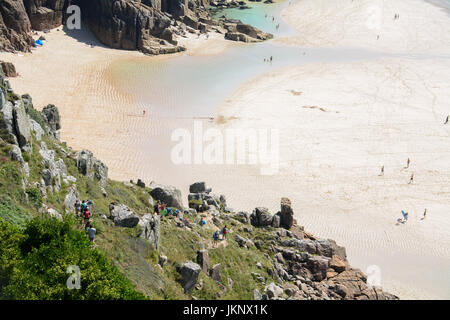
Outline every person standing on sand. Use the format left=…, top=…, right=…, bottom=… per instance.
left=423, top=209, right=427, bottom=219
left=406, top=158, right=411, bottom=169
left=409, top=173, right=414, bottom=184
left=445, top=115, right=449, bottom=124
left=379, top=165, right=384, bottom=176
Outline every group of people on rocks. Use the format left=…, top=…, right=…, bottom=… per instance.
left=153, top=200, right=181, bottom=218
left=212, top=225, right=229, bottom=247
left=75, top=199, right=96, bottom=244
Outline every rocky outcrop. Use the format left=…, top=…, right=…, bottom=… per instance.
left=250, top=207, right=273, bottom=227
left=75, top=149, right=108, bottom=186
left=110, top=204, right=140, bottom=227
left=0, top=61, right=18, bottom=77
left=188, top=182, right=227, bottom=213
left=223, top=20, right=273, bottom=43
left=179, top=261, right=201, bottom=294
left=23, top=0, right=72, bottom=31
left=149, top=183, right=183, bottom=209
left=0, top=0, right=34, bottom=52
left=12, top=100, right=32, bottom=150
left=138, top=213, right=160, bottom=249
left=196, top=249, right=209, bottom=274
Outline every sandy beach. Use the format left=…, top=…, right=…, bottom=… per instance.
left=212, top=0, right=450, bottom=299
left=1, top=0, right=450, bottom=299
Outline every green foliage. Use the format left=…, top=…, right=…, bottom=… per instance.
left=0, top=217, right=145, bottom=300
left=26, top=187, right=43, bottom=209
left=0, top=195, right=32, bottom=228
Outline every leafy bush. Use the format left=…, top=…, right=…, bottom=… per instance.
left=26, top=187, right=43, bottom=209
left=0, top=217, right=145, bottom=300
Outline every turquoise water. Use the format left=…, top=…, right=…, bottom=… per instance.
left=212, top=0, right=298, bottom=37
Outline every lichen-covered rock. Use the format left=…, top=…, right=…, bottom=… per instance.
left=75, top=149, right=108, bottom=186
left=138, top=214, right=160, bottom=249
left=179, top=261, right=201, bottom=294
left=110, top=204, right=140, bottom=228
left=150, top=183, right=183, bottom=209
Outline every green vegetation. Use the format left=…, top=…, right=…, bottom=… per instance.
left=0, top=216, right=145, bottom=300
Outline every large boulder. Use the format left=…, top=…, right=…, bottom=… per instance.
left=41, top=104, right=61, bottom=131
left=110, top=204, right=140, bottom=228
left=138, top=214, right=161, bottom=249
left=210, top=263, right=221, bottom=282
left=189, top=181, right=206, bottom=193
left=0, top=61, right=17, bottom=77
left=179, top=261, right=201, bottom=294
left=250, top=207, right=273, bottom=227
left=75, top=149, right=108, bottom=186
left=150, top=184, right=183, bottom=209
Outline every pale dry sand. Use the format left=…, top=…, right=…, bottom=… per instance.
left=212, top=0, right=450, bottom=299
left=278, top=0, right=450, bottom=54
left=0, top=25, right=231, bottom=180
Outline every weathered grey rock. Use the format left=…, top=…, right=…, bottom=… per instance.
left=254, top=289, right=263, bottom=300
left=29, top=118, right=44, bottom=141
left=75, top=149, right=108, bottom=186
left=12, top=100, right=31, bottom=149
left=150, top=184, right=183, bottom=209
left=47, top=208, right=62, bottom=221
left=138, top=214, right=161, bottom=249
left=235, top=234, right=248, bottom=247
left=41, top=104, right=60, bottom=132
left=179, top=261, right=201, bottom=294
left=0, top=101, right=17, bottom=144
left=189, top=181, right=206, bottom=193
left=306, top=256, right=330, bottom=282
left=64, top=187, right=79, bottom=213
left=250, top=207, right=273, bottom=227
left=272, top=213, right=281, bottom=228
left=210, top=263, right=221, bottom=282
left=196, top=249, right=209, bottom=274
left=110, top=204, right=140, bottom=228
left=280, top=197, right=294, bottom=229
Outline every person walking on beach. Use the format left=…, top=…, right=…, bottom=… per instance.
left=445, top=115, right=449, bottom=124
left=379, top=165, right=384, bottom=176
left=423, top=208, right=427, bottom=219
left=401, top=210, right=408, bottom=222
left=409, top=173, right=414, bottom=184
left=406, top=158, right=411, bottom=169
